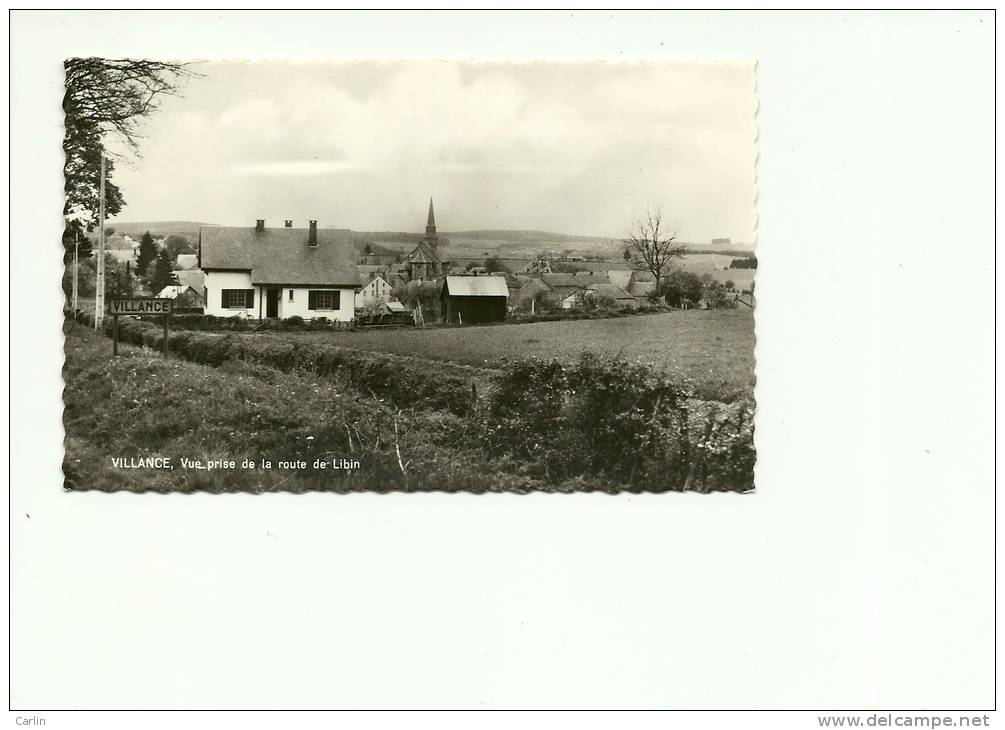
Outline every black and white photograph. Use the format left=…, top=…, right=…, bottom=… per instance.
left=9, top=9, right=995, bottom=722
left=61, top=59, right=757, bottom=493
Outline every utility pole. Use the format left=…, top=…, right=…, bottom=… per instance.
left=71, top=231, right=79, bottom=313
left=94, top=155, right=105, bottom=328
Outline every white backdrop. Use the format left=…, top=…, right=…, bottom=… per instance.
left=7, top=10, right=996, bottom=712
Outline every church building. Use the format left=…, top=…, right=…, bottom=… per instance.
left=402, top=198, right=444, bottom=282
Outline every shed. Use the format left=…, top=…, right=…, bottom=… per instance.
left=440, top=275, right=508, bottom=325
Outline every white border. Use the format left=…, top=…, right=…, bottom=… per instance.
left=8, top=9, right=997, bottom=714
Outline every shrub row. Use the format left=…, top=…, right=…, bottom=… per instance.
left=167, top=314, right=355, bottom=332
left=120, top=302, right=674, bottom=336
left=74, top=311, right=480, bottom=416
left=167, top=311, right=414, bottom=332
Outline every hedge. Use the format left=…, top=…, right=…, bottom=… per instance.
left=75, top=311, right=480, bottom=415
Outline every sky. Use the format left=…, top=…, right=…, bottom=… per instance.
left=107, top=61, right=757, bottom=242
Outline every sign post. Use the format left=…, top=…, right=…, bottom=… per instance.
left=108, top=298, right=174, bottom=357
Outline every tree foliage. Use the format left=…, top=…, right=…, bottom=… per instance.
left=135, top=231, right=158, bottom=275
left=484, top=256, right=510, bottom=273
left=659, top=271, right=704, bottom=308
left=625, top=206, right=688, bottom=293
left=62, top=57, right=196, bottom=259
left=163, top=234, right=196, bottom=260
left=147, top=248, right=178, bottom=295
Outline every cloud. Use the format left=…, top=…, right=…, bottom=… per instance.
left=111, top=62, right=756, bottom=240
left=230, top=160, right=360, bottom=176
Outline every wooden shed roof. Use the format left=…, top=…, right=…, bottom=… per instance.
left=442, top=275, right=509, bottom=297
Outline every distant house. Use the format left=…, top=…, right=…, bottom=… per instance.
left=557, top=283, right=634, bottom=310
left=157, top=284, right=204, bottom=311
left=625, top=271, right=656, bottom=299
left=586, top=283, right=636, bottom=308
left=521, top=258, right=554, bottom=274
left=440, top=275, right=508, bottom=325
left=492, top=272, right=523, bottom=301
left=355, top=275, right=394, bottom=309
left=173, top=269, right=205, bottom=299
left=199, top=220, right=358, bottom=321
left=174, top=253, right=199, bottom=270
left=606, top=269, right=633, bottom=290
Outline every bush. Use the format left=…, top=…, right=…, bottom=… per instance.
left=476, top=353, right=754, bottom=491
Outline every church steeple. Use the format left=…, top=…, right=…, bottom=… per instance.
left=425, top=198, right=436, bottom=236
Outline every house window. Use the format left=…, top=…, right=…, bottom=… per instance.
left=222, top=289, right=254, bottom=309
left=308, top=290, right=340, bottom=311
left=289, top=289, right=294, bottom=301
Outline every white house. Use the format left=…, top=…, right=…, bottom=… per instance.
left=355, top=275, right=393, bottom=309
left=199, top=220, right=359, bottom=321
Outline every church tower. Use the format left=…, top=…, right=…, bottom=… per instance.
left=403, top=196, right=444, bottom=281
left=423, top=198, right=438, bottom=248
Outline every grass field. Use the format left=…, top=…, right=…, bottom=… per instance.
left=62, top=321, right=755, bottom=492
left=255, top=309, right=755, bottom=401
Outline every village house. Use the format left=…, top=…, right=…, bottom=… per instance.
left=156, top=283, right=204, bottom=312
left=172, top=268, right=206, bottom=299
left=441, top=275, right=509, bottom=324
left=199, top=220, right=358, bottom=321
left=355, top=274, right=394, bottom=309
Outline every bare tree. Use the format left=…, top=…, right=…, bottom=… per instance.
left=626, top=206, right=688, bottom=294
left=62, top=58, right=199, bottom=259
left=63, top=58, right=199, bottom=155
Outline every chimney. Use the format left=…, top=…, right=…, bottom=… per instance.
left=308, top=220, right=318, bottom=247
left=284, top=220, right=292, bottom=228
left=255, top=219, right=265, bottom=233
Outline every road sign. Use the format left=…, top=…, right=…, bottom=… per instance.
left=108, top=298, right=173, bottom=356
left=109, top=298, right=174, bottom=316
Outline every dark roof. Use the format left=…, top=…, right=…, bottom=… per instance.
left=174, top=269, right=205, bottom=292
left=587, top=283, right=635, bottom=301
left=403, top=240, right=441, bottom=265
left=200, top=226, right=358, bottom=287
left=539, top=272, right=609, bottom=289
left=627, top=280, right=656, bottom=297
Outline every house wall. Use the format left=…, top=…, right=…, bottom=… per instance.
left=204, top=270, right=256, bottom=317
left=355, top=277, right=393, bottom=308
left=205, top=271, right=355, bottom=321
left=277, top=286, right=356, bottom=322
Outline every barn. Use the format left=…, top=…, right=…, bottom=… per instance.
left=440, top=276, right=508, bottom=325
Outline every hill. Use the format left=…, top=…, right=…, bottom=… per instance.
left=444, top=229, right=616, bottom=245
left=104, top=221, right=217, bottom=240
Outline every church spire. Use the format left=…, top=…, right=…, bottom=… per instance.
left=425, top=198, right=436, bottom=236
